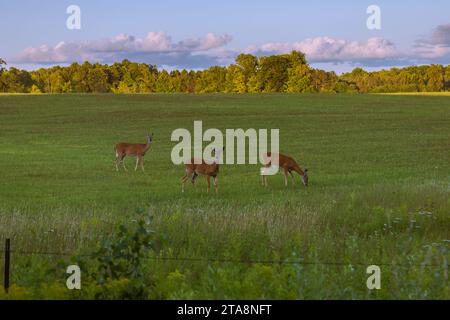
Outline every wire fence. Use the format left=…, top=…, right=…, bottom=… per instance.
left=2, top=238, right=447, bottom=294
left=0, top=247, right=444, bottom=268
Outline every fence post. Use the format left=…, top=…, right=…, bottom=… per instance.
left=4, top=238, right=10, bottom=293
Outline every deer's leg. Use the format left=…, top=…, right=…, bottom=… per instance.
left=261, top=175, right=269, bottom=187
left=288, top=170, right=295, bottom=186
left=181, top=174, right=188, bottom=193
left=115, top=156, right=120, bottom=171
left=121, top=155, right=128, bottom=171
left=191, top=172, right=198, bottom=190
left=262, top=163, right=271, bottom=187
left=283, top=168, right=289, bottom=187
left=134, top=157, right=140, bottom=171
left=213, top=176, right=218, bottom=194
left=140, top=157, right=145, bottom=172
left=115, top=152, right=123, bottom=171
left=181, top=168, right=193, bottom=193
left=206, top=176, right=211, bottom=193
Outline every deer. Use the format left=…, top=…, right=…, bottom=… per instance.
left=261, top=152, right=308, bottom=187
left=115, top=133, right=153, bottom=172
left=181, top=148, right=224, bottom=193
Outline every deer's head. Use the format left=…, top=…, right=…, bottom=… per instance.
left=301, top=169, right=309, bottom=187
left=147, top=133, right=154, bottom=144
left=211, top=147, right=225, bottom=163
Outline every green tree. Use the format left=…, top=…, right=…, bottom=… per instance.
left=286, top=64, right=313, bottom=92
left=235, top=53, right=258, bottom=91
left=225, top=64, right=246, bottom=93
left=87, top=65, right=110, bottom=93
left=257, top=55, right=291, bottom=92
left=30, top=84, right=42, bottom=94
left=0, top=58, right=7, bottom=91
left=445, top=65, right=450, bottom=91
left=1, top=67, right=33, bottom=93
left=195, top=66, right=227, bottom=93
left=154, top=70, right=173, bottom=92
left=425, top=65, right=445, bottom=92
left=0, top=58, right=6, bottom=73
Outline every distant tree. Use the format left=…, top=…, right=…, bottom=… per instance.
left=87, top=65, right=110, bottom=93
left=225, top=64, right=246, bottom=93
left=445, top=65, right=450, bottom=91
left=256, top=55, right=290, bottom=92
left=155, top=70, right=173, bottom=92
left=287, top=50, right=308, bottom=67
left=425, top=65, right=445, bottom=92
left=341, top=68, right=369, bottom=92
left=333, top=80, right=359, bottom=93
left=252, top=51, right=308, bottom=93
left=0, top=52, right=448, bottom=94
left=0, top=58, right=6, bottom=91
left=234, top=53, right=258, bottom=92
left=0, top=58, right=6, bottom=72
left=196, top=66, right=227, bottom=93
left=178, top=70, right=196, bottom=93
left=0, top=67, right=33, bottom=92
left=311, top=69, right=338, bottom=92
left=286, top=64, right=313, bottom=92
left=30, top=84, right=42, bottom=94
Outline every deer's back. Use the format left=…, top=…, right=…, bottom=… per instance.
left=265, top=152, right=299, bottom=170
left=116, top=143, right=147, bottom=155
left=185, top=158, right=219, bottom=176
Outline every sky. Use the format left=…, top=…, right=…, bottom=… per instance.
left=1, top=0, right=450, bottom=73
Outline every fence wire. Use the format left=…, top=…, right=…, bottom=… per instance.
left=0, top=248, right=444, bottom=268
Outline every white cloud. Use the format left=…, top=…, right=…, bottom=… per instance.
left=11, top=26, right=450, bottom=70
left=14, top=32, right=232, bottom=67
left=245, top=37, right=400, bottom=64
left=420, top=23, right=450, bottom=47
left=414, top=24, right=450, bottom=61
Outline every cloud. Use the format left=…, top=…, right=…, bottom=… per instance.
left=11, top=26, right=450, bottom=70
left=244, top=37, right=401, bottom=66
left=414, top=23, right=450, bottom=61
left=419, top=23, right=450, bottom=47
left=13, top=32, right=232, bottom=68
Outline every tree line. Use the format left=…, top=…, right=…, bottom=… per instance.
left=0, top=52, right=449, bottom=93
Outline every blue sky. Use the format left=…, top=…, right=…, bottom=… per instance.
left=1, top=0, right=450, bottom=73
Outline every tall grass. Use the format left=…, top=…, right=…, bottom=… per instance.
left=0, top=94, right=449, bottom=299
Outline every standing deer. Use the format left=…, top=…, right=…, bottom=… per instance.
left=115, top=133, right=153, bottom=172
left=261, top=152, right=308, bottom=187
left=181, top=148, right=223, bottom=193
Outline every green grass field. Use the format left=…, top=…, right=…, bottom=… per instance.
left=0, top=93, right=449, bottom=299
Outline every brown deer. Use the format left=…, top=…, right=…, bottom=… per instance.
left=181, top=148, right=223, bottom=193
left=261, top=152, right=308, bottom=187
left=115, top=133, right=153, bottom=172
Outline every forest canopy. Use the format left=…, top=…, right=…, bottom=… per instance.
left=0, top=52, right=449, bottom=93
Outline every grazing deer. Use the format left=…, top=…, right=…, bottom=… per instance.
left=181, top=148, right=223, bottom=193
left=115, top=133, right=153, bottom=172
left=261, top=152, right=308, bottom=187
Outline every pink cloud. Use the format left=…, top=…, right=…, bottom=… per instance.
left=245, top=37, right=399, bottom=63
left=14, top=32, right=232, bottom=64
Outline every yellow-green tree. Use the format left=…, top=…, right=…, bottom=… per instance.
left=286, top=64, right=313, bottom=92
